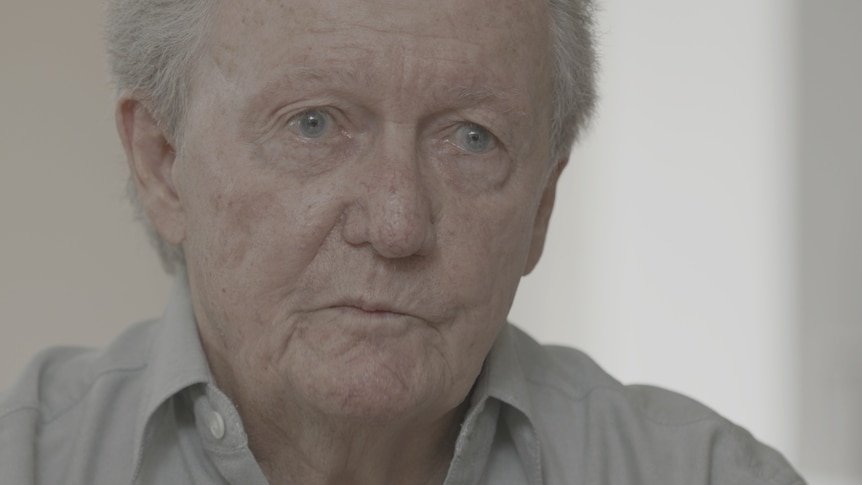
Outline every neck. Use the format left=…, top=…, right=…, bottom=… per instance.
left=243, top=398, right=465, bottom=485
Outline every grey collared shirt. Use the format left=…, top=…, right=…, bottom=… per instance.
left=0, top=274, right=805, bottom=484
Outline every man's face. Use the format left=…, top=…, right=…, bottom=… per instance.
left=170, top=0, right=558, bottom=419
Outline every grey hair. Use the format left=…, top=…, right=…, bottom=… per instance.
left=105, top=0, right=598, bottom=274
left=548, top=0, right=598, bottom=162
left=106, top=0, right=215, bottom=274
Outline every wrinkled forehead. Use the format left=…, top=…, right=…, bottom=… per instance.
left=199, top=0, right=553, bottom=97
left=208, top=0, right=550, bottom=47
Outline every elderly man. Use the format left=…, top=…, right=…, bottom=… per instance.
left=0, top=0, right=804, bottom=483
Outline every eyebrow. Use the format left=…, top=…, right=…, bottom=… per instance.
left=252, top=66, right=367, bottom=104
left=245, top=65, right=525, bottom=123
left=449, top=86, right=504, bottom=106
left=447, top=84, right=528, bottom=123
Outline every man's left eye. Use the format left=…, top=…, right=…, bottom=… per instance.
left=290, top=109, right=332, bottom=139
left=451, top=123, right=497, bottom=154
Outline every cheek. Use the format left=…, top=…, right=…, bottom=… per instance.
left=187, top=181, right=282, bottom=277
left=439, top=192, right=539, bottom=341
left=186, top=160, right=335, bottom=268
left=447, top=194, right=537, bottom=289
left=181, top=162, right=345, bottom=330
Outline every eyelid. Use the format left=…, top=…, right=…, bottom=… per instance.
left=287, top=108, right=331, bottom=128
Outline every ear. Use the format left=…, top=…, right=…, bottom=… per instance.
left=116, top=96, right=186, bottom=246
left=523, top=156, right=568, bottom=275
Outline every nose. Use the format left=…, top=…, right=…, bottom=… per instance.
left=341, top=132, right=436, bottom=259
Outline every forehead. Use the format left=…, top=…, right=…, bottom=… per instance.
left=208, top=0, right=549, bottom=57
left=198, top=0, right=552, bottom=114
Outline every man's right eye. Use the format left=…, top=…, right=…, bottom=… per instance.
left=290, top=109, right=331, bottom=139
left=450, top=123, right=497, bottom=154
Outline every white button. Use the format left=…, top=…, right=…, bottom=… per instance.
left=208, top=411, right=226, bottom=440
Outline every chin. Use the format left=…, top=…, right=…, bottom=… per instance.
left=269, top=315, right=466, bottom=422
left=291, top=348, right=459, bottom=423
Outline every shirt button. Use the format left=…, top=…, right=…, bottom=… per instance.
left=208, top=411, right=226, bottom=440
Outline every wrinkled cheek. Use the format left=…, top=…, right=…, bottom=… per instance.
left=242, top=310, right=300, bottom=372
left=457, top=203, right=534, bottom=299
left=191, top=187, right=344, bottom=351
left=203, top=187, right=275, bottom=270
left=442, top=201, right=535, bottom=354
left=183, top=191, right=276, bottom=338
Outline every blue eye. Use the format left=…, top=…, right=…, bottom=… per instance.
left=453, top=123, right=496, bottom=153
left=294, top=109, right=330, bottom=139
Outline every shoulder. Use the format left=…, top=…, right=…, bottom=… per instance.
left=0, top=319, right=158, bottom=419
left=504, top=325, right=805, bottom=485
left=0, top=319, right=161, bottom=483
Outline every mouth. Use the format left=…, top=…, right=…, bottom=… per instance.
left=334, top=299, right=409, bottom=318
left=323, top=301, right=418, bottom=338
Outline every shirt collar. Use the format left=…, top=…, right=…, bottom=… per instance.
left=479, top=323, right=537, bottom=419
left=464, top=323, right=544, bottom=484
left=131, top=269, right=213, bottom=481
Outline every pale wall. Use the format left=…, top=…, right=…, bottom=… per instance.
left=0, top=1, right=173, bottom=388
left=511, top=0, right=799, bottom=466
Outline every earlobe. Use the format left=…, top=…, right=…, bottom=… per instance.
left=523, top=157, right=568, bottom=275
left=116, top=96, right=186, bottom=246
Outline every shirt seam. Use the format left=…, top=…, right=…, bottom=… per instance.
left=25, top=363, right=149, bottom=425
left=524, top=376, right=728, bottom=428
left=0, top=405, right=40, bottom=422
left=716, top=448, right=805, bottom=485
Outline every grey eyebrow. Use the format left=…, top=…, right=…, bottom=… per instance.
left=447, top=86, right=527, bottom=119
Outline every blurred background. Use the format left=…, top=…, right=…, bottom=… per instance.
left=1, top=1, right=859, bottom=483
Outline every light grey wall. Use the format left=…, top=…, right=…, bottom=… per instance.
left=0, top=1, right=172, bottom=389
left=512, top=0, right=800, bottom=463
left=797, top=0, right=862, bottom=482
